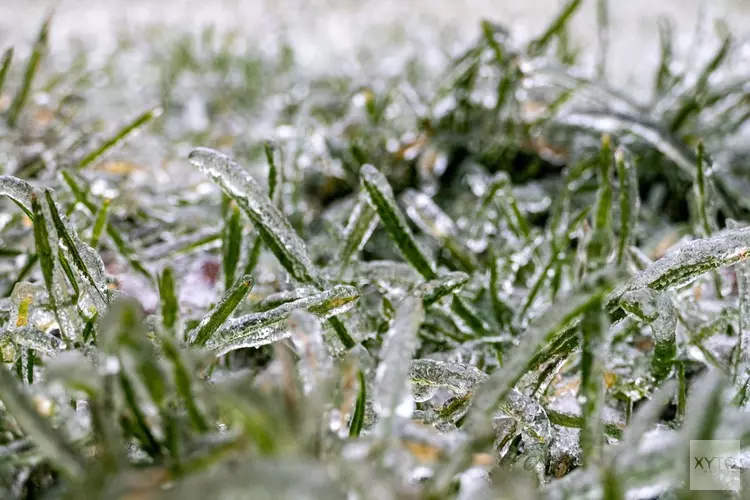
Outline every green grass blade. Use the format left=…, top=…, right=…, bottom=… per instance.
left=60, top=170, right=153, bottom=281
left=607, top=227, right=750, bottom=309
left=373, top=297, right=424, bottom=438
left=264, top=140, right=280, bottom=202
left=189, top=147, right=320, bottom=285
left=468, top=272, right=616, bottom=425
left=204, top=285, right=359, bottom=355
left=160, top=336, right=209, bottom=432
left=579, top=297, right=609, bottom=466
left=586, top=135, right=614, bottom=270
left=89, top=198, right=111, bottom=249
left=0, top=47, right=12, bottom=96
left=6, top=14, right=50, bottom=128
left=0, top=363, right=86, bottom=478
left=77, top=107, right=162, bottom=169
left=44, top=189, right=108, bottom=308
left=190, top=275, right=254, bottom=347
left=615, top=148, right=639, bottom=266
left=360, top=165, right=436, bottom=279
left=348, top=370, right=366, bottom=437
left=545, top=408, right=623, bottom=439
left=416, top=271, right=469, bottom=307
left=528, top=0, right=583, bottom=56
left=337, top=195, right=378, bottom=276
left=158, top=266, right=179, bottom=332
left=222, top=203, right=242, bottom=290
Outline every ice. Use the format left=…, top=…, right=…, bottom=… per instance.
left=409, top=359, right=487, bottom=400
left=373, top=297, right=424, bottom=438
left=288, top=310, right=332, bottom=394
left=206, top=285, right=360, bottom=356
left=189, top=147, right=321, bottom=286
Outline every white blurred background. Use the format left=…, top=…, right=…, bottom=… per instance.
left=2, top=0, right=749, bottom=91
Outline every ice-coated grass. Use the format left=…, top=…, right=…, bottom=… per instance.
left=3, top=4, right=750, bottom=500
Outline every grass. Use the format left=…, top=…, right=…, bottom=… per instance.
left=2, top=1, right=750, bottom=498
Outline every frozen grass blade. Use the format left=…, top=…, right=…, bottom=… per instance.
left=585, top=136, right=614, bottom=270
left=158, top=266, right=179, bottom=332
left=579, top=297, right=608, bottom=466
left=693, top=142, right=713, bottom=237
left=409, top=359, right=486, bottom=396
left=0, top=47, right=12, bottom=96
left=189, top=147, right=320, bottom=285
left=60, top=170, right=152, bottom=281
left=89, top=198, right=111, bottom=249
left=337, top=195, right=378, bottom=275
left=545, top=408, right=623, bottom=439
left=44, top=189, right=108, bottom=309
left=615, top=148, right=639, bottom=266
left=0, top=363, right=86, bottom=478
left=607, top=227, right=750, bottom=309
left=416, top=271, right=469, bottom=307
left=190, top=275, right=254, bottom=347
left=348, top=370, right=367, bottom=437
left=77, top=107, right=163, bottom=170
left=203, top=284, right=359, bottom=355
left=373, top=297, right=424, bottom=438
left=160, top=335, right=208, bottom=432
left=264, top=140, right=280, bottom=203
left=621, top=290, right=677, bottom=382
left=528, top=0, right=582, bottom=56
left=0, top=175, right=35, bottom=218
left=402, top=189, right=476, bottom=272
left=222, top=203, right=242, bottom=290
left=6, top=14, right=49, bottom=128
left=360, top=165, right=437, bottom=279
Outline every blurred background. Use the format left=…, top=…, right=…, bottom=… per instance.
left=3, top=0, right=750, bottom=91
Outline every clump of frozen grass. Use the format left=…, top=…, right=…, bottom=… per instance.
left=3, top=2, right=750, bottom=498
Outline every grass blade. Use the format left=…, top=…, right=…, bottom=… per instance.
left=607, top=227, right=750, bottom=309
left=77, top=107, right=162, bottom=169
left=337, top=195, right=378, bottom=276
left=60, top=170, right=153, bottom=281
left=204, top=285, right=359, bottom=355
left=528, top=0, right=582, bottom=56
left=189, top=147, right=320, bottom=285
left=579, top=297, right=609, bottom=466
left=615, top=148, right=639, bottom=266
left=373, top=297, right=424, bottom=438
left=89, top=198, right=111, bottom=249
left=222, top=203, right=242, bottom=290
left=44, top=189, right=108, bottom=309
left=360, top=165, right=436, bottom=279
left=7, top=14, right=50, bottom=128
left=190, top=275, right=254, bottom=347
left=158, top=266, right=179, bottom=333
left=348, top=370, right=366, bottom=437
left=0, top=363, right=86, bottom=478
left=0, top=47, right=12, bottom=96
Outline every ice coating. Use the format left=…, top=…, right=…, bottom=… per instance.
left=608, top=227, right=750, bottom=306
left=206, top=284, right=360, bottom=355
left=289, top=310, right=332, bottom=394
left=360, top=164, right=437, bottom=280
left=409, top=359, right=487, bottom=398
left=373, top=297, right=424, bottom=437
left=189, top=147, right=321, bottom=285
